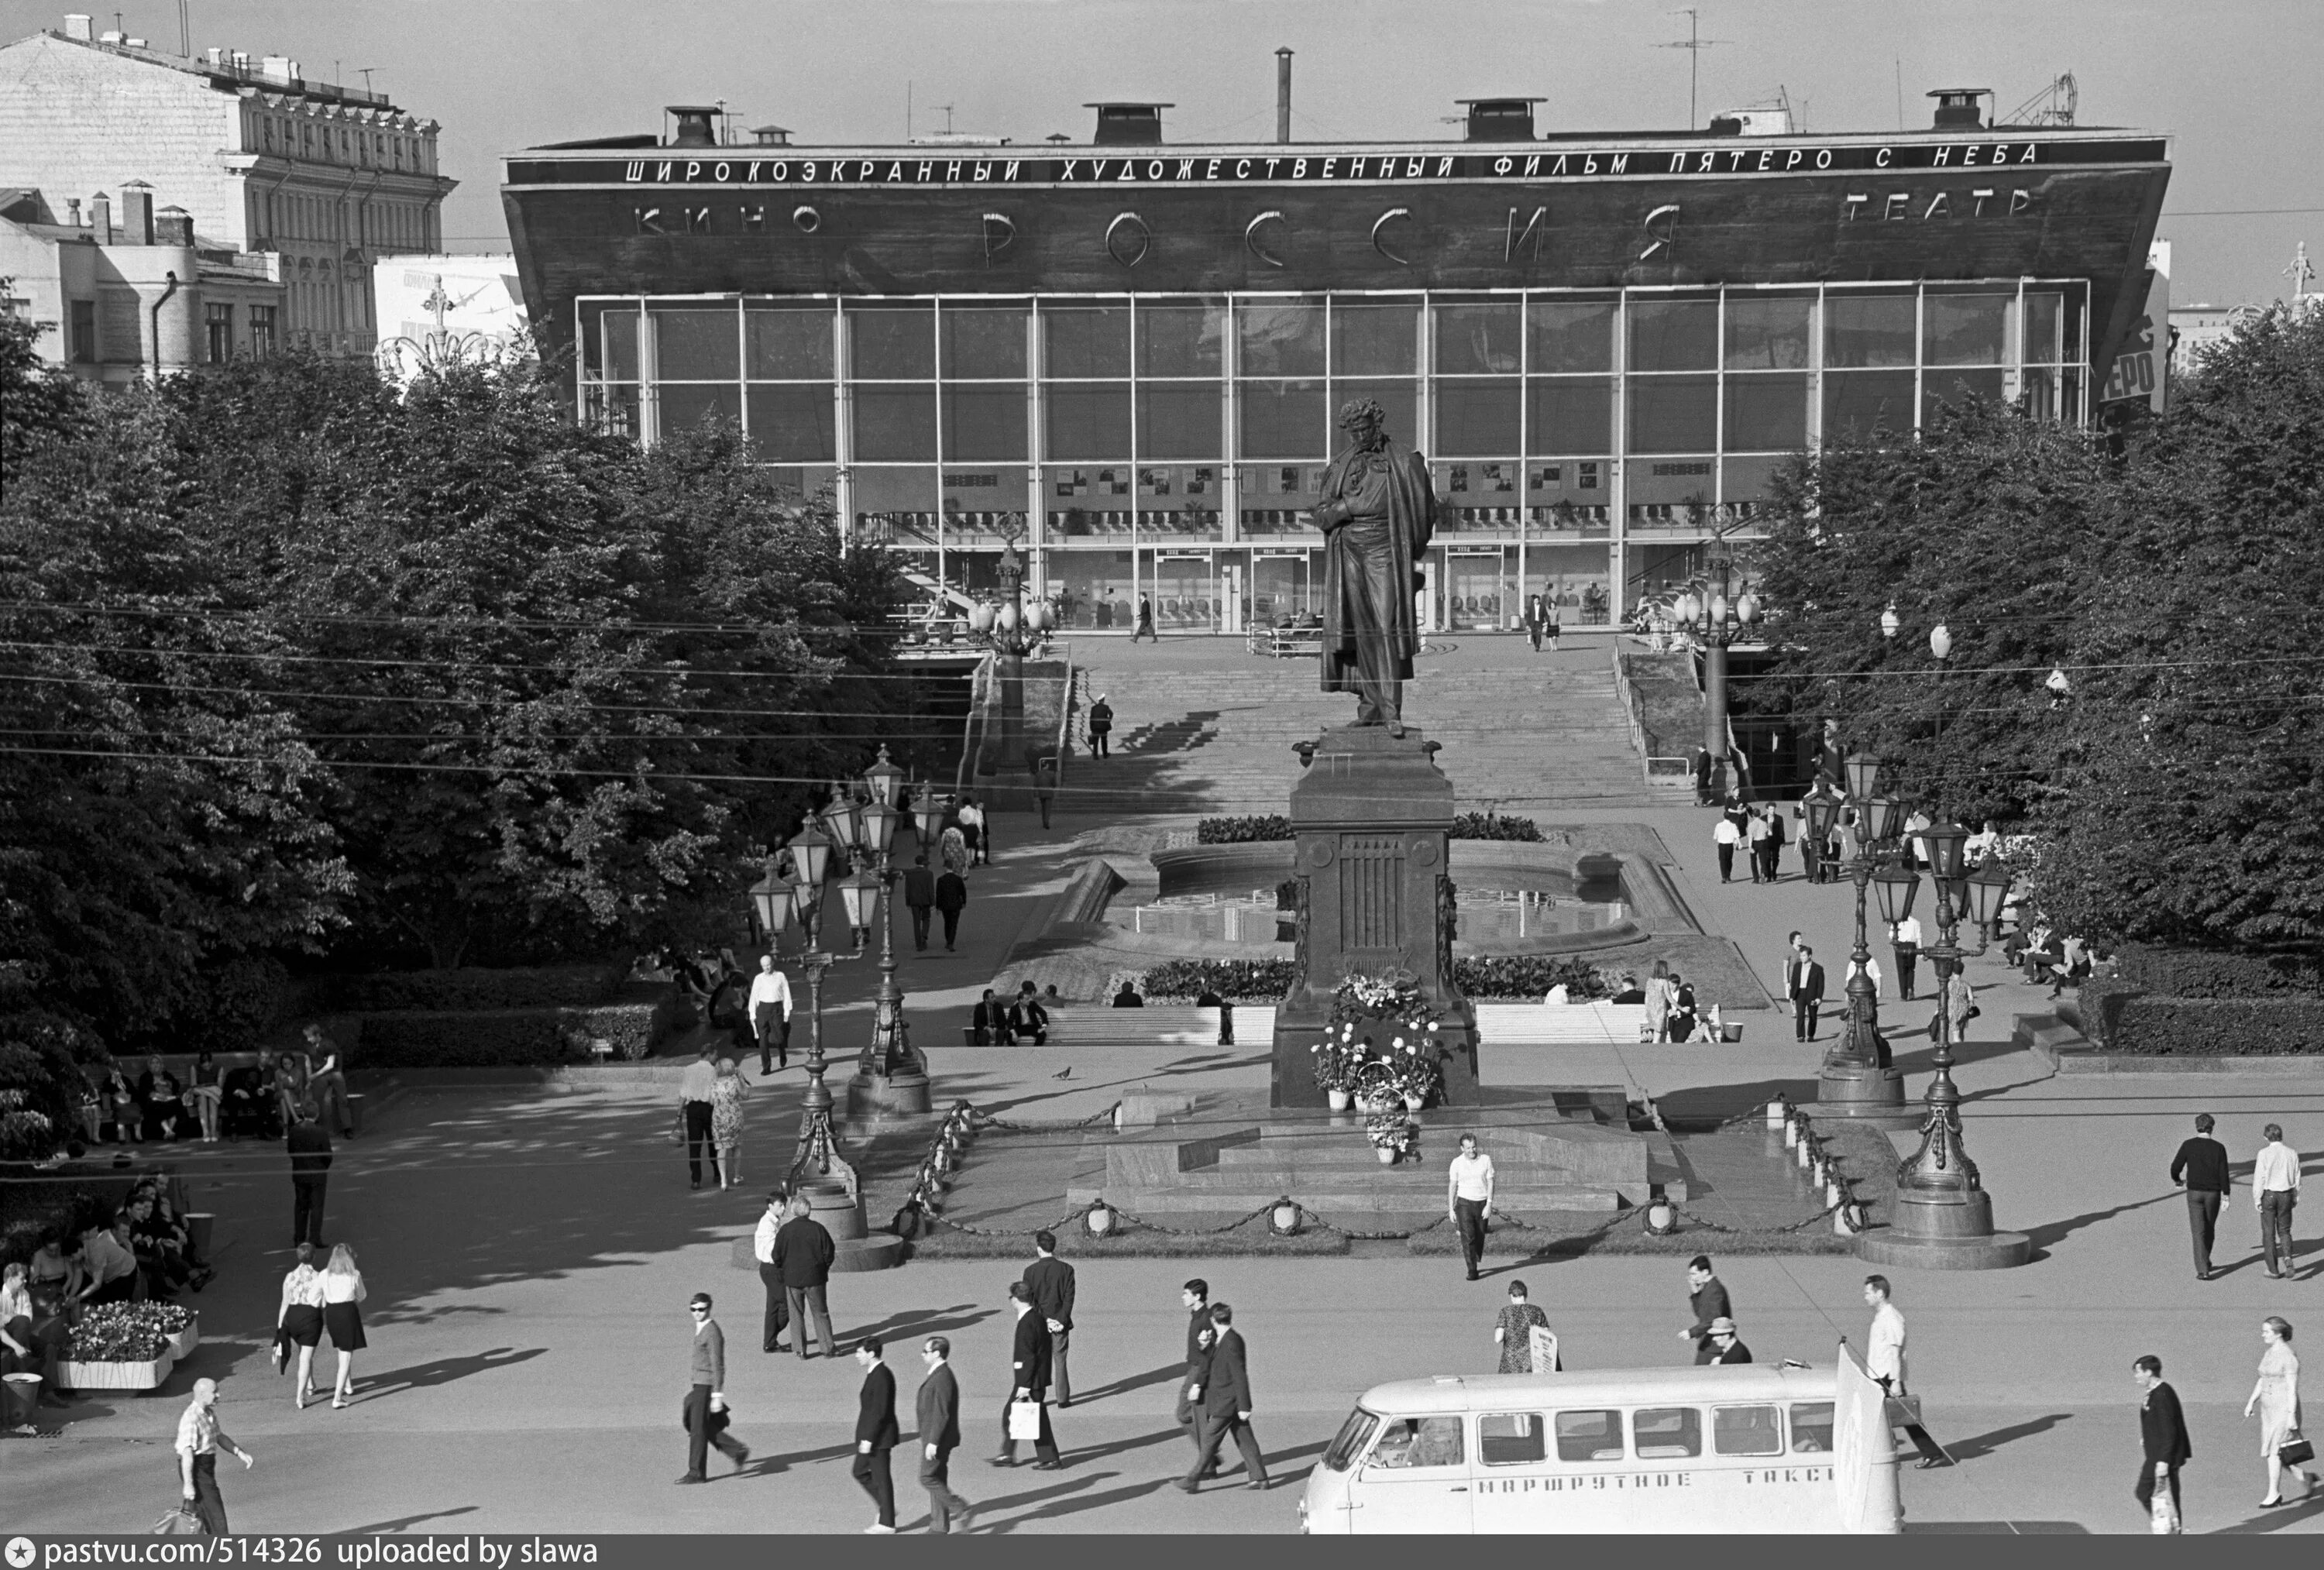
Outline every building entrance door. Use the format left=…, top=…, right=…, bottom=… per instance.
left=1251, top=551, right=1317, bottom=627
left=1445, top=550, right=1508, bottom=631
left=1147, top=551, right=1217, bottom=633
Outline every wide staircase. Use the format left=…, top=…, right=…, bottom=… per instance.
left=1072, top=643, right=1655, bottom=815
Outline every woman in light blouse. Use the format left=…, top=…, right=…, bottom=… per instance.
left=2247, top=1317, right=2314, bottom=1507
left=277, top=1243, right=326, bottom=1408
left=321, top=1243, right=369, bottom=1409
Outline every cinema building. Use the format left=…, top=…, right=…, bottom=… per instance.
left=500, top=88, right=2168, bottom=633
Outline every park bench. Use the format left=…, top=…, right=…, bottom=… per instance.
left=956, top=1003, right=1672, bottom=1048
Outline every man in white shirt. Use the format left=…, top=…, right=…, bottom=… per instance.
left=1844, top=953, right=1885, bottom=1000
left=677, top=1044, right=721, bottom=1193
left=1446, top=1132, right=1496, bottom=1282
left=175, top=1376, right=255, bottom=1534
left=1889, top=915, right=1923, bottom=1001
left=746, top=955, right=793, bottom=1077
left=2254, top=1122, right=2302, bottom=1279
left=1865, top=1275, right=1948, bottom=1467
left=1712, top=815, right=1741, bottom=883
left=753, top=1190, right=791, bottom=1353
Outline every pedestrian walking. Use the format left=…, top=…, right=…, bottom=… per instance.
left=1134, top=593, right=1157, bottom=642
left=1713, top=812, right=1740, bottom=883
left=1088, top=693, right=1113, bottom=758
left=935, top=864, right=968, bottom=952
left=751, top=1189, right=792, bottom=1353
left=1544, top=594, right=1561, bottom=651
left=1023, top=1231, right=1077, bottom=1407
left=285, top=1103, right=331, bottom=1249
left=2247, top=1316, right=2315, bottom=1506
left=1178, top=1302, right=1268, bottom=1492
left=273, top=1244, right=325, bottom=1407
left=1788, top=945, right=1825, bottom=1043
left=903, top=854, right=937, bottom=951
left=172, top=1378, right=255, bottom=1535
left=1176, top=1279, right=1212, bottom=1464
left=772, top=1195, right=838, bottom=1359
left=746, top=954, right=792, bottom=1074
left=1746, top=807, right=1771, bottom=883
left=676, top=1043, right=721, bottom=1193
left=1844, top=952, right=1884, bottom=1001
left=1707, top=1317, right=1753, bottom=1365
left=709, top=1057, right=749, bottom=1190
left=2170, top=1113, right=2230, bottom=1280
left=2254, top=1123, right=2302, bottom=1278
left=959, top=795, right=990, bottom=867
left=1760, top=805, right=1786, bottom=881
left=320, top=1243, right=367, bottom=1409
left=1446, top=1131, right=1495, bottom=1281
left=678, top=1292, right=749, bottom=1483
left=1525, top=593, right=1546, bottom=653
left=916, top=1336, right=975, bottom=1533
left=1493, top=1279, right=1556, bottom=1372
left=2133, top=1354, right=2191, bottom=1533
left=853, top=1338, right=902, bottom=1533
left=1677, top=1256, right=1731, bottom=1365
left=1864, top=1275, right=1948, bottom=1466
left=993, top=1280, right=1061, bottom=1469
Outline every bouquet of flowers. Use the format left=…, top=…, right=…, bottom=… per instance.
left=1365, top=1111, right=1417, bottom=1156
left=1384, top=1041, right=1444, bottom=1105
left=1309, top=1033, right=1365, bottom=1094
left=68, top=1301, right=187, bottom=1362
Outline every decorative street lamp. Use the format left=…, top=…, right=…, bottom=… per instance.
left=1857, top=814, right=2031, bottom=1269
left=968, top=531, right=1047, bottom=777
left=1675, top=544, right=1761, bottom=800
left=1811, top=756, right=1917, bottom=1125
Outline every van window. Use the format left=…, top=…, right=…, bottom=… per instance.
left=1480, top=1412, right=1547, bottom=1465
left=1634, top=1407, right=1703, bottom=1458
left=1370, top=1415, right=1465, bottom=1469
left=1713, top=1405, right=1783, bottom=1456
left=1324, top=1407, right=1380, bottom=1472
left=1789, top=1402, right=1835, bottom=1455
left=1554, top=1409, right=1625, bottom=1462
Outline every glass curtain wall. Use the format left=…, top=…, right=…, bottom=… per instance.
left=577, top=283, right=2087, bottom=627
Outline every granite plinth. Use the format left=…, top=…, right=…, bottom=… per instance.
left=1813, top=1060, right=1920, bottom=1129
left=1855, top=1188, right=2033, bottom=1269
left=846, top=1070, right=932, bottom=1119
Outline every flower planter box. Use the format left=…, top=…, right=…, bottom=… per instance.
left=62, top=1352, right=176, bottom=1392
left=165, top=1320, right=199, bottom=1362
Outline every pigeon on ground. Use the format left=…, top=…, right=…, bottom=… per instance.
left=1050, top=1067, right=1071, bottom=1080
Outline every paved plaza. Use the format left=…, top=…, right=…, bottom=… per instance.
left=10, top=637, right=2321, bottom=1536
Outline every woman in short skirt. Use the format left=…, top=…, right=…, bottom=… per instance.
left=276, top=1242, right=326, bottom=1408
left=321, top=1242, right=368, bottom=1409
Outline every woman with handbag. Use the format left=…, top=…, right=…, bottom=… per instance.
left=277, top=1244, right=326, bottom=1408
left=321, top=1243, right=369, bottom=1409
left=1491, top=1279, right=1557, bottom=1373
left=2247, top=1316, right=2315, bottom=1506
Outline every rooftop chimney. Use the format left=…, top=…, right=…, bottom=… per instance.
left=751, top=125, right=792, bottom=146
left=65, top=196, right=82, bottom=226
left=205, top=46, right=222, bottom=66
left=1276, top=48, right=1293, bottom=144
left=1087, top=103, right=1170, bottom=146
left=155, top=205, right=193, bottom=246
left=90, top=190, right=112, bottom=243
left=1459, top=98, right=1542, bottom=143
left=1927, top=88, right=1989, bottom=131
left=64, top=13, right=92, bottom=40
left=260, top=54, right=297, bottom=85
left=119, top=180, right=153, bottom=243
left=666, top=105, right=721, bottom=148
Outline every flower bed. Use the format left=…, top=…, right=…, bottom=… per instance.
left=69, top=1301, right=191, bottom=1363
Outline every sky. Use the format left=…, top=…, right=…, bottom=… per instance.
left=6, top=0, right=2319, bottom=306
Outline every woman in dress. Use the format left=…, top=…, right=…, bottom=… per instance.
left=187, top=1052, right=224, bottom=1142
left=1644, top=960, right=1673, bottom=1044
left=321, top=1243, right=368, bottom=1409
left=98, top=1067, right=142, bottom=1142
left=277, top=1242, right=326, bottom=1408
left=709, top=1056, right=749, bottom=1191
left=939, top=823, right=970, bottom=878
left=271, top=1052, right=311, bottom=1132
left=2247, top=1316, right=2315, bottom=1506
left=1493, top=1280, right=1558, bottom=1373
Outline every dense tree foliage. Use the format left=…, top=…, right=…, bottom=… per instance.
left=1741, top=304, right=2324, bottom=956
left=2, top=315, right=927, bottom=1115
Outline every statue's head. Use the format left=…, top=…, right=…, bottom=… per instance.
left=1336, top=397, right=1387, bottom=445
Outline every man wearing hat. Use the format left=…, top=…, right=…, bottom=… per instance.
left=679, top=1292, right=750, bottom=1482
left=173, top=1377, right=255, bottom=1534
left=1706, top=1317, right=1753, bottom=1365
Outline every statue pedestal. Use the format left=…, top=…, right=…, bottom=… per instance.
left=1270, top=726, right=1478, bottom=1109
left=1855, top=1187, right=2031, bottom=1270
left=1813, top=1059, right=1919, bottom=1128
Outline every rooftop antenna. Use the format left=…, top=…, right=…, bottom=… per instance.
left=1894, top=59, right=1904, bottom=131
left=1656, top=8, right=1728, bottom=128
left=2003, top=72, right=2078, bottom=126
left=937, top=103, right=956, bottom=135
left=356, top=66, right=377, bottom=95
left=906, top=80, right=911, bottom=141
left=177, top=0, right=187, bottom=56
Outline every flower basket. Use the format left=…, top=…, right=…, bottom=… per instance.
left=61, top=1353, right=175, bottom=1392
left=1375, top=1145, right=1398, bottom=1165
left=1365, top=1110, right=1417, bottom=1163
left=1326, top=1088, right=1353, bottom=1111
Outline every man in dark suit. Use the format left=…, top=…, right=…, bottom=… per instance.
left=1706, top=1316, right=1753, bottom=1365
left=971, top=989, right=1007, bottom=1046
left=935, top=866, right=968, bottom=952
left=2133, top=1353, right=2190, bottom=1531
left=916, top=1335, right=974, bottom=1534
left=1176, top=1279, right=1213, bottom=1466
left=992, top=1280, right=1061, bottom=1469
left=1178, top=1302, right=1268, bottom=1492
left=2168, top=1113, right=2230, bottom=1280
left=903, top=853, right=937, bottom=952
left=1788, top=945, right=1826, bottom=1042
left=286, top=1104, right=332, bottom=1249
left=1676, top=1256, right=1731, bottom=1366
left=772, top=1197, right=837, bottom=1359
left=1022, top=1231, right=1076, bottom=1407
left=1011, top=982, right=1050, bottom=1046
left=852, top=1338, right=902, bottom=1533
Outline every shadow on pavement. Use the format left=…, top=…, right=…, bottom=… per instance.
left=841, top=1302, right=1005, bottom=1345
left=1944, top=1413, right=2072, bottom=1462
left=1073, top=1361, right=1188, bottom=1405
left=338, top=1506, right=481, bottom=1534
left=2212, top=1492, right=2324, bottom=1534
left=972, top=1469, right=1113, bottom=1529
left=2023, top=1192, right=2178, bottom=1256
left=359, top=1346, right=548, bottom=1397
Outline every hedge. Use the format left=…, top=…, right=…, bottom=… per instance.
left=1136, top=955, right=1611, bottom=1003
left=1195, top=812, right=1543, bottom=844
left=356, top=993, right=672, bottom=1068
left=2113, top=945, right=2321, bottom=998
left=2101, top=995, right=2324, bottom=1056
left=318, top=961, right=631, bottom=1015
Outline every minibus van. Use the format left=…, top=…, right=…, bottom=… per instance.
left=1298, top=1358, right=1901, bottom=1534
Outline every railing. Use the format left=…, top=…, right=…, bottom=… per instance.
left=1611, top=644, right=1693, bottom=788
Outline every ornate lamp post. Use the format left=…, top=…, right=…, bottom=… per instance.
left=1813, top=754, right=1920, bottom=1125
left=1673, top=546, right=1760, bottom=800
left=1857, top=817, right=2031, bottom=1269
left=971, top=535, right=1049, bottom=775
left=845, top=747, right=930, bottom=1118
